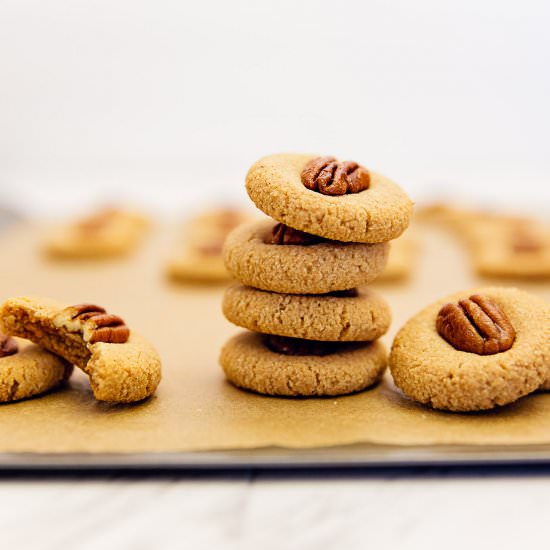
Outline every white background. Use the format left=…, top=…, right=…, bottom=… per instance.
left=1, top=0, right=549, bottom=218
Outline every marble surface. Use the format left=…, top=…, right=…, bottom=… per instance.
left=1, top=467, right=548, bottom=549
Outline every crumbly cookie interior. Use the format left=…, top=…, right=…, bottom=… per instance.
left=2, top=306, right=90, bottom=369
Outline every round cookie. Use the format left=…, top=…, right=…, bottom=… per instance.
left=223, top=284, right=391, bottom=341
left=223, top=219, right=389, bottom=294
left=389, top=287, right=550, bottom=412
left=245, top=153, right=413, bottom=243
left=0, top=341, right=73, bottom=402
left=220, top=331, right=387, bottom=396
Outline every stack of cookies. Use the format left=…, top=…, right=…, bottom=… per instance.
left=220, top=154, right=413, bottom=397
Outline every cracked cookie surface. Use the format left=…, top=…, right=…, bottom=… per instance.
left=246, top=153, right=413, bottom=243
left=223, top=219, right=389, bottom=294
left=389, top=287, right=550, bottom=412
left=0, top=297, right=161, bottom=403
left=223, top=284, right=391, bottom=341
left=220, top=331, right=387, bottom=396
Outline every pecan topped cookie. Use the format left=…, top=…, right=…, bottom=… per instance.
left=44, top=208, right=149, bottom=259
left=246, top=153, right=413, bottom=243
left=0, top=297, right=161, bottom=403
left=389, top=287, right=550, bottom=411
left=220, top=153, right=409, bottom=397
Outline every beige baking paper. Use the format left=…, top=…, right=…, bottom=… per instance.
left=0, top=222, right=549, bottom=454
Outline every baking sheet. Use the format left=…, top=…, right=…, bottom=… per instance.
left=0, top=221, right=549, bottom=467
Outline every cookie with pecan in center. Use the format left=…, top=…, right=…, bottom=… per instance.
left=389, top=287, right=550, bottom=412
left=245, top=153, right=413, bottom=243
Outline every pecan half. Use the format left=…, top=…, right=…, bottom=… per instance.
left=436, top=294, right=516, bottom=355
left=68, top=303, right=130, bottom=344
left=301, top=156, right=370, bottom=195
left=265, top=335, right=345, bottom=356
left=0, top=332, right=18, bottom=358
left=268, top=223, right=324, bottom=246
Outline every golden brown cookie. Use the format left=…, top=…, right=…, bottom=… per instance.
left=45, top=208, right=149, bottom=259
left=222, top=284, right=391, bottom=341
left=417, top=205, right=550, bottom=279
left=220, top=331, right=387, bottom=396
left=245, top=153, right=413, bottom=243
left=465, top=216, right=550, bottom=279
left=0, top=297, right=161, bottom=403
left=414, top=202, right=472, bottom=227
left=223, top=219, right=390, bottom=294
left=167, top=208, right=255, bottom=284
left=389, top=287, right=550, bottom=412
left=0, top=336, right=72, bottom=403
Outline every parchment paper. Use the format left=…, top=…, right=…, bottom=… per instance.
left=0, top=222, right=549, bottom=454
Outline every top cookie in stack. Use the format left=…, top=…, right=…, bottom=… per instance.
left=220, top=153, right=413, bottom=397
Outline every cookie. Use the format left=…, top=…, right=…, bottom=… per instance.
left=167, top=208, right=254, bottom=283
left=223, top=219, right=389, bottom=294
left=417, top=205, right=550, bottom=279
left=465, top=216, right=550, bottom=279
left=0, top=297, right=161, bottom=403
left=375, top=235, right=419, bottom=283
left=186, top=208, right=253, bottom=234
left=389, top=287, right=550, bottom=412
left=245, top=153, right=413, bottom=243
left=222, top=284, right=391, bottom=341
left=414, top=202, right=472, bottom=228
left=45, top=208, right=149, bottom=259
left=0, top=335, right=72, bottom=402
left=220, top=331, right=387, bottom=396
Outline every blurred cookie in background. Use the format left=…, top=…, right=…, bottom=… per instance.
left=417, top=202, right=550, bottom=279
left=44, top=207, right=149, bottom=259
left=465, top=215, right=550, bottom=279
left=414, top=202, right=473, bottom=229
left=374, top=233, right=419, bottom=283
left=167, top=207, right=254, bottom=284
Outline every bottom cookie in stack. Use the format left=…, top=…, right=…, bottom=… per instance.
left=220, top=284, right=391, bottom=396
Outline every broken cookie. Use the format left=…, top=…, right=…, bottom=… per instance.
left=0, top=297, right=161, bottom=403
